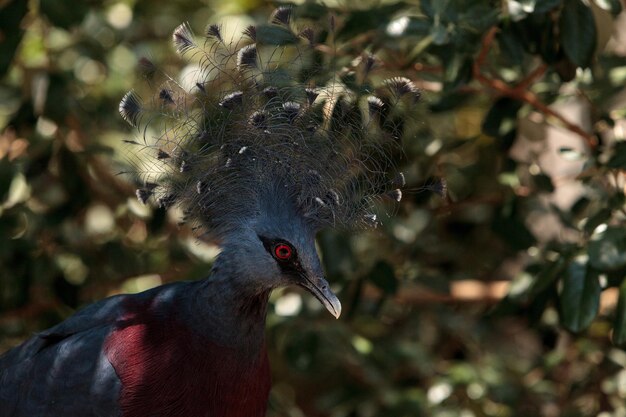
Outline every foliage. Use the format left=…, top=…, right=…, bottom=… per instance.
left=1, top=0, right=626, bottom=416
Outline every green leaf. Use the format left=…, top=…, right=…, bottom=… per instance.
left=613, top=280, right=626, bottom=346
left=461, top=5, right=498, bottom=32
left=528, top=258, right=568, bottom=296
left=583, top=208, right=612, bottom=235
left=367, top=261, right=398, bottom=295
left=559, top=0, right=597, bottom=68
left=420, top=0, right=450, bottom=19
left=0, top=159, right=15, bottom=202
left=594, top=0, right=623, bottom=15
left=429, top=90, right=472, bottom=112
left=560, top=261, right=601, bottom=333
left=0, top=0, right=28, bottom=76
left=482, top=97, right=523, bottom=138
left=430, top=22, right=450, bottom=46
left=606, top=142, right=626, bottom=169
left=519, top=0, right=539, bottom=12
left=508, top=0, right=561, bottom=18
left=533, top=0, right=562, bottom=13
left=256, top=25, right=299, bottom=45
left=338, top=3, right=406, bottom=40
left=492, top=208, right=537, bottom=251
left=498, top=28, right=525, bottom=67
left=443, top=55, right=473, bottom=89
left=588, top=226, right=626, bottom=270
left=609, top=192, right=626, bottom=209
left=403, top=18, right=431, bottom=37
left=40, top=0, right=89, bottom=29
left=294, top=3, right=328, bottom=20
left=283, top=329, right=320, bottom=371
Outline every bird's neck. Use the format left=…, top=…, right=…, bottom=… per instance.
left=186, top=261, right=271, bottom=358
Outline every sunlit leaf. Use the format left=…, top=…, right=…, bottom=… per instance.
left=588, top=227, right=626, bottom=270
left=594, top=0, right=623, bottom=15
left=338, top=3, right=406, bottom=39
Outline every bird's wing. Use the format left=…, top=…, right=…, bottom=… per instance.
left=0, top=292, right=128, bottom=368
left=0, top=282, right=188, bottom=416
left=0, top=294, right=132, bottom=417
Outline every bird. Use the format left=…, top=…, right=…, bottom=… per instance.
left=0, top=6, right=419, bottom=416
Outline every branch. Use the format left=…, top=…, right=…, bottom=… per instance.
left=473, top=26, right=598, bottom=149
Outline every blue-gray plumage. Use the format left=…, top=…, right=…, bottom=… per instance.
left=0, top=185, right=340, bottom=416
left=0, top=5, right=417, bottom=416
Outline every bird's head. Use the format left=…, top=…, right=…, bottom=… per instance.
left=120, top=6, right=419, bottom=321
left=218, top=192, right=341, bottom=319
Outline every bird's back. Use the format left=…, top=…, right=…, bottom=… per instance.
left=0, top=291, right=129, bottom=416
left=0, top=280, right=270, bottom=417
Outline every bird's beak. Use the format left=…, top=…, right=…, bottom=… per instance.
left=300, top=275, right=342, bottom=319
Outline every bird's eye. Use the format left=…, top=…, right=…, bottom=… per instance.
left=273, top=243, right=292, bottom=260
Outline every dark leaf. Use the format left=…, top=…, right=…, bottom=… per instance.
left=0, top=0, right=27, bottom=76
left=420, top=0, right=454, bottom=20
left=317, top=230, right=354, bottom=280
left=528, top=258, right=568, bottom=297
left=482, top=97, right=523, bottom=138
left=588, top=227, right=626, bottom=270
left=430, top=22, right=450, bottom=46
left=0, top=159, right=15, bottom=202
left=571, top=196, right=590, bottom=217
left=559, top=0, right=597, bottom=68
left=402, top=18, right=430, bottom=37
left=560, top=261, right=601, bottom=333
left=444, top=55, right=473, bottom=90
left=460, top=5, right=498, bottom=32
left=367, top=261, right=398, bottom=295
left=554, top=57, right=578, bottom=81
left=583, top=208, right=612, bottom=235
left=498, top=28, right=526, bottom=67
left=40, top=0, right=89, bottom=29
left=532, top=173, right=554, bottom=193
left=533, top=0, right=562, bottom=13
left=337, top=3, right=406, bottom=40
left=429, top=90, right=472, bottom=112
left=606, top=142, right=626, bottom=169
left=256, top=24, right=298, bottom=45
left=492, top=213, right=536, bottom=251
left=293, top=3, right=328, bottom=20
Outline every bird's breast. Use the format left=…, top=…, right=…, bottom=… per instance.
left=103, top=297, right=270, bottom=417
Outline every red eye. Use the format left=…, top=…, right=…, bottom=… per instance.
left=274, top=244, right=292, bottom=260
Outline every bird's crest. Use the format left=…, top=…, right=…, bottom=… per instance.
left=120, top=6, right=421, bottom=238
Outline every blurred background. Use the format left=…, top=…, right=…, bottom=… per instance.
left=1, top=0, right=626, bottom=416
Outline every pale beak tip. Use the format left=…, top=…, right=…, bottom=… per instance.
left=329, top=298, right=342, bottom=319
left=302, top=275, right=342, bottom=319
